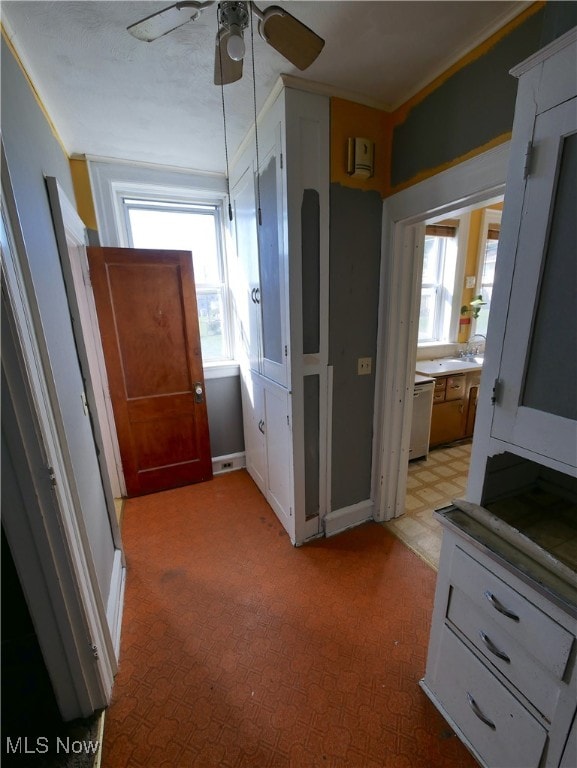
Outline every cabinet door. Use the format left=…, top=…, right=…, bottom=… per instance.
left=430, top=400, right=465, bottom=447
left=232, top=163, right=261, bottom=374
left=263, top=382, right=294, bottom=541
left=257, top=123, right=288, bottom=388
left=240, top=372, right=266, bottom=495
left=492, top=98, right=577, bottom=469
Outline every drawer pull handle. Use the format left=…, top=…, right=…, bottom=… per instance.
left=467, top=692, right=496, bottom=730
left=479, top=631, right=511, bottom=663
left=484, top=591, right=519, bottom=622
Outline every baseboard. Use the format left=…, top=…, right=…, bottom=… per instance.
left=212, top=452, right=246, bottom=475
left=106, top=549, right=126, bottom=660
left=324, top=499, right=373, bottom=537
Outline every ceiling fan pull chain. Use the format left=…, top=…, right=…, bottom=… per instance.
left=250, top=4, right=262, bottom=226
left=218, top=7, right=234, bottom=221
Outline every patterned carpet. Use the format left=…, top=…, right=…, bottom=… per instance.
left=383, top=443, right=472, bottom=570
left=102, top=469, right=478, bottom=767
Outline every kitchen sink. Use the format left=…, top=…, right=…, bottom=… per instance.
left=416, top=357, right=484, bottom=376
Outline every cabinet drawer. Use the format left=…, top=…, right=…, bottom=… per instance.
left=433, top=627, right=547, bottom=768
left=434, top=377, right=447, bottom=393
left=445, top=374, right=466, bottom=400
left=448, top=585, right=561, bottom=719
left=451, top=547, right=574, bottom=680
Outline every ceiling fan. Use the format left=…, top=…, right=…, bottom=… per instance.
left=127, top=1, right=325, bottom=85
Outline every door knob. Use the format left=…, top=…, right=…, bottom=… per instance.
left=194, top=383, right=204, bottom=403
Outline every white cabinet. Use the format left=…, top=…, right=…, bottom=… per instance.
left=422, top=514, right=577, bottom=768
left=241, top=371, right=293, bottom=533
left=471, top=29, right=577, bottom=483
left=425, top=30, right=577, bottom=768
left=230, top=84, right=329, bottom=545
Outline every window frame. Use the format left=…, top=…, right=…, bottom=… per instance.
left=418, top=214, right=469, bottom=347
left=122, top=196, right=233, bottom=363
left=113, top=184, right=236, bottom=370
left=472, top=207, right=501, bottom=337
left=87, top=161, right=238, bottom=376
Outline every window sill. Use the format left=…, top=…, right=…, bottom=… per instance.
left=203, top=361, right=240, bottom=379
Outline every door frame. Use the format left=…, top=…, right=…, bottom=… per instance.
left=1, top=162, right=117, bottom=718
left=373, top=142, right=510, bottom=521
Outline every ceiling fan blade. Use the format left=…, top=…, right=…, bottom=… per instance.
left=128, top=2, right=212, bottom=42
left=259, top=6, right=324, bottom=70
left=214, top=29, right=243, bottom=85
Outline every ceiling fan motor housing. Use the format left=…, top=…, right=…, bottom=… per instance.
left=218, top=2, right=250, bottom=33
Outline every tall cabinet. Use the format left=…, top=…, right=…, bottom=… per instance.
left=422, top=29, right=577, bottom=768
left=229, top=82, right=329, bottom=545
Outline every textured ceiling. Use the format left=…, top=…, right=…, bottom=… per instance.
left=2, top=1, right=529, bottom=173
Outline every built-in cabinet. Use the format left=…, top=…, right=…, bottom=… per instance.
left=423, top=29, right=577, bottom=768
left=230, top=82, right=329, bottom=545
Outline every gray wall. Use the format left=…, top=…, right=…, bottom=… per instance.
left=391, top=3, right=577, bottom=188
left=329, top=185, right=382, bottom=509
left=1, top=39, right=115, bottom=602
left=205, top=375, right=244, bottom=456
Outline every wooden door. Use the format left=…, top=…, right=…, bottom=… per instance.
left=87, top=247, right=212, bottom=496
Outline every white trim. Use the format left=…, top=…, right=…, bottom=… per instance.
left=325, top=365, right=334, bottom=522
left=324, top=500, right=374, bottom=538
left=105, top=549, right=126, bottom=658
left=212, top=452, right=246, bottom=475
left=510, top=26, right=577, bottom=78
left=87, top=158, right=228, bottom=247
left=203, top=361, right=240, bottom=379
left=374, top=143, right=510, bottom=522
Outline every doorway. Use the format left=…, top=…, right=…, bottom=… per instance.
left=374, top=142, right=509, bottom=527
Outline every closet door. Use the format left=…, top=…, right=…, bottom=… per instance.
left=491, top=97, right=577, bottom=470
left=232, top=162, right=261, bottom=373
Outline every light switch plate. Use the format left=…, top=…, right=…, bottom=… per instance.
left=465, top=275, right=477, bottom=289
left=358, top=357, right=372, bottom=375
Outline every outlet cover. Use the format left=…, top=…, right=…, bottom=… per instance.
left=465, top=275, right=477, bottom=289
left=358, top=357, right=372, bottom=375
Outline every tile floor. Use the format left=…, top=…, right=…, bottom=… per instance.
left=383, top=442, right=472, bottom=570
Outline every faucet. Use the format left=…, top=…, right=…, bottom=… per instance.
left=465, top=334, right=486, bottom=357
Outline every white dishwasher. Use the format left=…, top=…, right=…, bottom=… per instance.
left=409, top=374, right=435, bottom=460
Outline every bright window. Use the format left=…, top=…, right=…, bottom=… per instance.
left=124, top=198, right=231, bottom=362
left=419, top=222, right=459, bottom=343
left=473, top=210, right=501, bottom=337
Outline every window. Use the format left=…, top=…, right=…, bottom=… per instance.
left=473, top=210, right=501, bottom=337
left=418, top=222, right=460, bottom=343
left=124, top=198, right=231, bottom=362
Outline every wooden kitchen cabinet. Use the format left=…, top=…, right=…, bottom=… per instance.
left=429, top=373, right=467, bottom=447
left=430, top=399, right=465, bottom=447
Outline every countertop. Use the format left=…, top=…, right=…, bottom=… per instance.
left=415, top=357, right=483, bottom=376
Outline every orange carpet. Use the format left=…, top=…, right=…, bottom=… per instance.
left=102, top=470, right=478, bottom=767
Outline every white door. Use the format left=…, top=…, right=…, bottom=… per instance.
left=491, top=98, right=577, bottom=470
